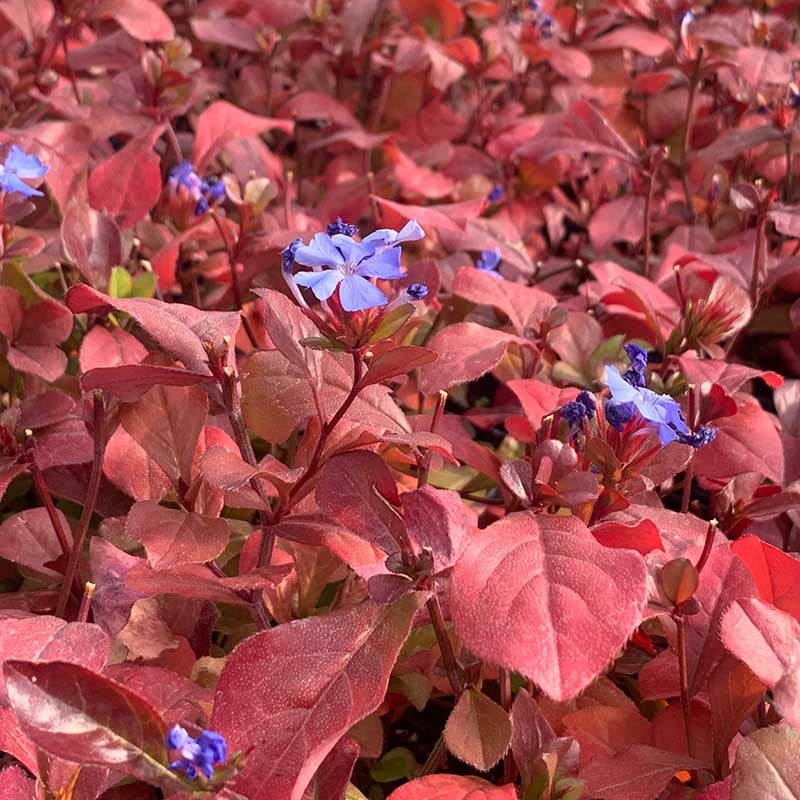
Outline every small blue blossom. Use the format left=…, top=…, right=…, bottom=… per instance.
left=0, top=145, right=48, bottom=198
left=281, top=238, right=302, bottom=273
left=167, top=160, right=224, bottom=216
left=292, top=220, right=424, bottom=312
left=677, top=424, right=717, bottom=448
left=326, top=217, right=359, bottom=237
left=407, top=282, right=429, bottom=300
left=476, top=247, right=502, bottom=277
left=561, top=390, right=596, bottom=431
left=622, top=343, right=648, bottom=388
left=167, top=725, right=227, bottom=781
left=605, top=365, right=690, bottom=445
left=487, top=184, right=504, bottom=203
left=538, top=14, right=554, bottom=37
left=605, top=399, right=636, bottom=430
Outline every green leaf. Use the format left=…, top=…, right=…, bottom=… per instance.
left=370, top=747, right=419, bottom=783
left=109, top=266, right=132, bottom=298
left=369, top=304, right=415, bottom=343
left=130, top=271, right=157, bottom=298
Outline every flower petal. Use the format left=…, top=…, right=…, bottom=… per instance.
left=605, top=365, right=639, bottom=404
left=0, top=173, right=43, bottom=198
left=330, top=234, right=374, bottom=268
left=339, top=275, right=387, bottom=311
left=294, top=233, right=345, bottom=270
left=4, top=145, right=48, bottom=179
left=295, top=269, right=344, bottom=300
left=356, top=247, right=403, bottom=279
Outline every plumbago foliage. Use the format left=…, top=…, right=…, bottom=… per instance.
left=1, top=2, right=800, bottom=800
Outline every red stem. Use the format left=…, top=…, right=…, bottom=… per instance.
left=28, top=457, right=71, bottom=558
left=676, top=614, right=695, bottom=758
left=56, top=392, right=106, bottom=618
left=417, top=390, right=447, bottom=489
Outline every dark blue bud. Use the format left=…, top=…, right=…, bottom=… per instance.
left=326, top=216, right=359, bottom=237
left=605, top=399, right=636, bottom=430
left=407, top=282, right=429, bottom=300
left=281, top=238, right=302, bottom=272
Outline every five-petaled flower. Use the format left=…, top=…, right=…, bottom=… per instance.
left=291, top=220, right=424, bottom=312
left=167, top=724, right=228, bottom=781
left=0, top=145, right=48, bottom=198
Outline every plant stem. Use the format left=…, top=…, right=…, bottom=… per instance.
left=426, top=593, right=464, bottom=696
left=421, top=733, right=447, bottom=776
left=750, top=204, right=768, bottom=306
left=679, top=48, right=703, bottom=221
left=499, top=667, right=516, bottom=784
left=28, top=457, right=71, bottom=558
left=675, top=613, right=695, bottom=758
left=785, top=133, right=793, bottom=204
left=76, top=582, right=95, bottom=623
left=694, top=518, right=718, bottom=576
left=56, top=392, right=106, bottom=619
left=417, top=390, right=447, bottom=489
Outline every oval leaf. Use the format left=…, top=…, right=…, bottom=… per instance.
left=443, top=688, right=511, bottom=771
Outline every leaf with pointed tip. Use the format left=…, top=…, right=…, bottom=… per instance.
left=359, top=346, right=437, bottom=388
left=3, top=660, right=184, bottom=791
left=444, top=689, right=511, bottom=771
left=211, top=594, right=425, bottom=800
left=450, top=511, right=647, bottom=701
left=731, top=726, right=800, bottom=800
left=722, top=599, right=800, bottom=729
left=82, top=365, right=213, bottom=402
left=386, top=774, right=517, bottom=800
left=510, top=689, right=555, bottom=786
left=126, top=501, right=231, bottom=569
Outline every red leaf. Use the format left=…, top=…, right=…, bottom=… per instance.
left=732, top=536, right=800, bottom=622
left=510, top=689, right=555, bottom=785
left=0, top=766, right=34, bottom=800
left=126, top=501, right=231, bottom=569
left=302, top=736, right=360, bottom=800
left=61, top=203, right=123, bottom=290
left=692, top=395, right=784, bottom=485
left=95, top=0, right=175, bottom=41
left=580, top=744, right=705, bottom=800
left=82, top=364, right=213, bottom=402
left=0, top=0, right=53, bottom=45
left=190, top=16, right=260, bottom=52
left=418, top=322, right=517, bottom=395
left=452, top=267, right=555, bottom=336
left=372, top=196, right=487, bottom=234
left=211, top=594, right=424, bottom=800
left=118, top=384, right=208, bottom=488
left=193, top=100, right=293, bottom=171
left=79, top=325, right=147, bottom=372
left=516, top=99, right=639, bottom=165
left=589, top=196, right=646, bottom=252
left=731, top=727, right=800, bottom=798
left=450, top=511, right=647, bottom=701
left=722, top=598, right=800, bottom=728
left=3, top=661, right=181, bottom=789
left=88, top=128, right=164, bottom=228
left=591, top=519, right=664, bottom=555
left=359, top=346, right=437, bottom=388
left=0, top=616, right=108, bottom=702
left=387, top=774, right=517, bottom=800
left=443, top=688, right=511, bottom=771
left=585, top=26, right=671, bottom=57
left=0, top=508, right=71, bottom=577
left=736, top=46, right=793, bottom=89
left=66, top=284, right=239, bottom=375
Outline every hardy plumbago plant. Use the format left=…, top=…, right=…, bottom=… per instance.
left=0, top=3, right=798, bottom=800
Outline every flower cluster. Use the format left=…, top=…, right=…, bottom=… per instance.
left=283, top=219, right=424, bottom=312
left=167, top=160, right=225, bottom=215
left=604, top=347, right=716, bottom=448
left=561, top=390, right=596, bottom=431
left=0, top=145, right=48, bottom=198
left=528, top=1, right=555, bottom=37
left=167, top=725, right=228, bottom=781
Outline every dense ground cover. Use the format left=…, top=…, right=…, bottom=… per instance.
left=0, top=0, right=799, bottom=798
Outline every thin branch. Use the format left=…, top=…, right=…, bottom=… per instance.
left=28, top=454, right=71, bottom=558
left=679, top=48, right=704, bottom=221
left=56, top=392, right=106, bottom=618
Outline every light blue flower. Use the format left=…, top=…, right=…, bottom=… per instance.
left=293, top=220, right=424, bottom=312
left=0, top=145, right=48, bottom=198
left=476, top=247, right=502, bottom=277
left=605, top=365, right=690, bottom=445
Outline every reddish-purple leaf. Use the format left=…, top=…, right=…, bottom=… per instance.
left=0, top=766, right=34, bottom=800
left=193, top=100, right=293, bottom=171
left=95, top=0, right=175, bottom=41
left=211, top=594, right=424, bottom=800
left=126, top=501, right=231, bottom=569
left=88, top=128, right=164, bottom=228
left=4, top=660, right=182, bottom=789
left=82, top=364, right=213, bottom=402
left=450, top=511, right=648, bottom=701
left=79, top=325, right=148, bottom=372
left=302, top=737, right=360, bottom=800
left=731, top=726, right=800, bottom=799
left=444, top=688, right=512, bottom=771
left=510, top=689, right=555, bottom=786
left=589, top=196, right=646, bottom=252
left=722, top=599, right=800, bottom=729
left=386, top=775, right=517, bottom=800
left=0, top=507, right=70, bottom=577
left=0, top=616, right=109, bottom=702
left=418, top=322, right=517, bottom=396
left=61, top=201, right=123, bottom=289
left=580, top=745, right=705, bottom=800
left=359, top=346, right=437, bottom=388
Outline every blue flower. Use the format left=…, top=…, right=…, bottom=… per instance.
left=292, top=220, right=424, bottom=312
left=605, top=399, right=636, bottom=429
left=0, top=145, right=48, bottom=198
left=538, top=14, right=554, bottom=37
left=167, top=725, right=227, bottom=781
left=281, top=238, right=302, bottom=272
left=677, top=424, right=717, bottom=448
left=605, top=365, right=690, bottom=445
left=407, top=282, right=429, bottom=300
left=476, top=247, right=502, bottom=277
left=487, top=184, right=504, bottom=203
left=167, top=161, right=224, bottom=216
left=326, top=216, right=359, bottom=237
left=561, top=390, right=596, bottom=430
left=622, top=343, right=648, bottom=388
